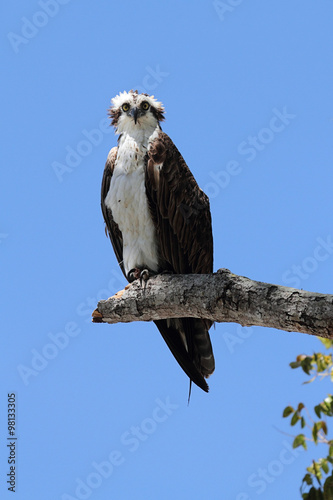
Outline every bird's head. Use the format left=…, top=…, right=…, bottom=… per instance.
left=108, top=90, right=165, bottom=134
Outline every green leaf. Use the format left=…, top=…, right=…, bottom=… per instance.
left=290, top=411, right=301, bottom=425
left=312, top=460, right=323, bottom=481
left=315, top=404, right=322, bottom=419
left=283, top=405, right=294, bottom=418
left=316, top=354, right=329, bottom=373
left=324, top=355, right=332, bottom=366
left=301, top=357, right=314, bottom=376
left=321, top=421, right=328, bottom=436
left=284, top=344, right=333, bottom=498
left=323, top=396, right=333, bottom=417
left=313, top=423, right=319, bottom=444
left=320, top=458, right=329, bottom=475
left=291, top=411, right=300, bottom=426
left=319, top=338, right=333, bottom=350
left=307, top=464, right=315, bottom=474
left=293, top=434, right=307, bottom=449
left=303, top=486, right=324, bottom=499
left=329, top=444, right=333, bottom=458
left=303, top=473, right=313, bottom=486
left=323, top=471, right=333, bottom=498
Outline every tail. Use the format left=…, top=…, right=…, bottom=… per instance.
left=154, top=318, right=215, bottom=393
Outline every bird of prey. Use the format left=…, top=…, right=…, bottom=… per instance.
left=101, top=90, right=215, bottom=392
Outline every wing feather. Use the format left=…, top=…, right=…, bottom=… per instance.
left=146, top=131, right=213, bottom=275
left=101, top=147, right=126, bottom=278
left=145, top=132, right=215, bottom=388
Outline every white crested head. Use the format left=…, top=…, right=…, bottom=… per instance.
left=108, top=90, right=165, bottom=135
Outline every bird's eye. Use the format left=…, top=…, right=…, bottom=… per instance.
left=122, top=103, right=130, bottom=112
left=141, top=101, right=149, bottom=111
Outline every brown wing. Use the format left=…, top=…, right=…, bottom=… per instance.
left=101, top=147, right=125, bottom=278
left=145, top=132, right=213, bottom=275
left=145, top=132, right=215, bottom=392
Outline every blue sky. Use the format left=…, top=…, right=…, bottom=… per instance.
left=1, top=1, right=333, bottom=499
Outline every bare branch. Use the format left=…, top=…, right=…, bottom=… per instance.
left=92, top=269, right=333, bottom=338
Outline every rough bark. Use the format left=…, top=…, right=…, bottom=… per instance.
left=92, top=268, right=333, bottom=338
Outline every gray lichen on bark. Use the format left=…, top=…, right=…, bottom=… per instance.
left=92, top=269, right=333, bottom=338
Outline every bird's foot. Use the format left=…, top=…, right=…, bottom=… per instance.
left=139, top=269, right=150, bottom=287
left=127, top=268, right=154, bottom=289
left=127, top=268, right=141, bottom=282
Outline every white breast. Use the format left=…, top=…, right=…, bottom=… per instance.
left=104, top=131, right=160, bottom=276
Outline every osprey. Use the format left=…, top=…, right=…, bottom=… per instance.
left=101, top=90, right=215, bottom=392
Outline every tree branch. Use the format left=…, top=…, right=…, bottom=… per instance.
left=92, top=269, right=333, bottom=338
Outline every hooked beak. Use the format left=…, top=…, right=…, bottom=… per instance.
left=129, top=107, right=139, bottom=124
